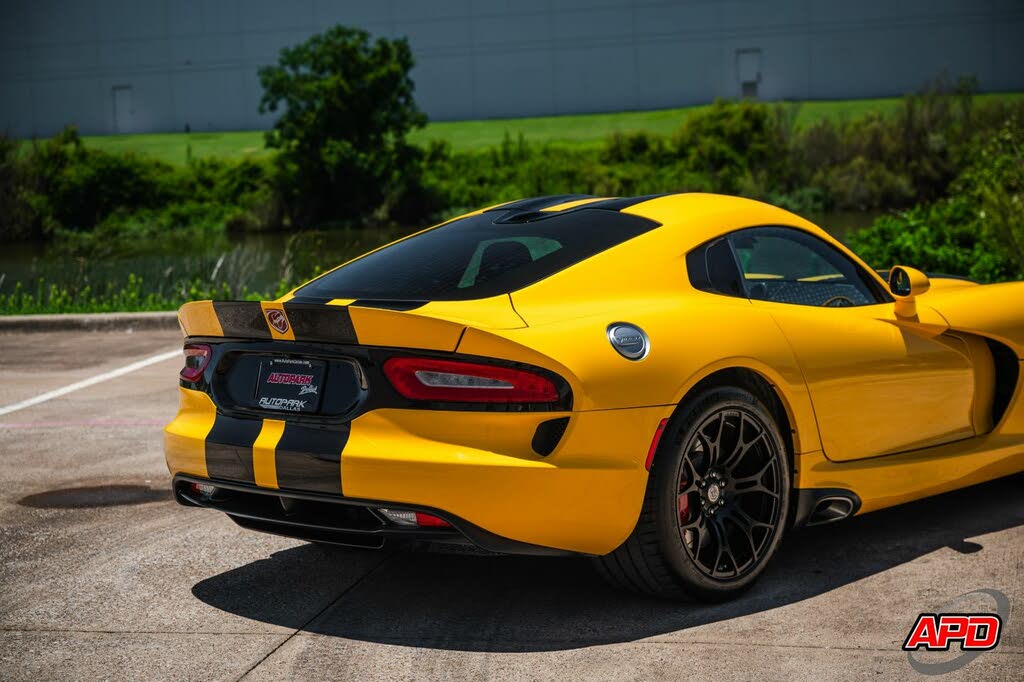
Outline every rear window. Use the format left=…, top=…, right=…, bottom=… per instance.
left=295, top=208, right=660, bottom=301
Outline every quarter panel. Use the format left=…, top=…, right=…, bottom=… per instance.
left=461, top=292, right=822, bottom=454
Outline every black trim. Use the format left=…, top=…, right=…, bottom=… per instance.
left=204, top=415, right=262, bottom=483
left=531, top=417, right=569, bottom=456
left=212, top=301, right=271, bottom=339
left=791, top=488, right=862, bottom=527
left=350, top=299, right=428, bottom=311
left=185, top=338, right=574, bottom=417
left=274, top=422, right=348, bottom=494
left=285, top=295, right=336, bottom=305
left=173, top=475, right=579, bottom=556
left=282, top=302, right=358, bottom=344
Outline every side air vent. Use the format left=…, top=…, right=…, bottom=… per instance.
left=985, top=338, right=1020, bottom=427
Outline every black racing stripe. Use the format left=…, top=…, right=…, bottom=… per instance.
left=274, top=423, right=350, bottom=494
left=483, top=195, right=594, bottom=213
left=350, top=299, right=428, bottom=311
left=212, top=301, right=271, bottom=339
left=282, top=303, right=358, bottom=343
left=205, top=415, right=262, bottom=483
left=585, top=194, right=670, bottom=211
left=286, top=295, right=337, bottom=304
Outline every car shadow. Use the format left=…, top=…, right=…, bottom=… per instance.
left=193, top=473, right=1023, bottom=652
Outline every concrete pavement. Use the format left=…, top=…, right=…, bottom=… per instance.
left=0, top=327, right=1021, bottom=680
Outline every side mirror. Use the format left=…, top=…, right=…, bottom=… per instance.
left=888, top=266, right=930, bottom=317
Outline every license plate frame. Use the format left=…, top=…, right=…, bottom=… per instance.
left=254, top=358, right=327, bottom=414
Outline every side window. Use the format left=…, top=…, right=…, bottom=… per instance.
left=686, top=237, right=744, bottom=297
left=728, top=227, right=885, bottom=307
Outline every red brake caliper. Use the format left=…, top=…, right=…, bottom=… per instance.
left=678, top=475, right=691, bottom=525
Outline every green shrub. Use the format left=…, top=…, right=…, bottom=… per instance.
left=847, top=198, right=1011, bottom=282
left=672, top=99, right=797, bottom=193
left=960, top=122, right=1024, bottom=275
left=847, top=119, right=1024, bottom=282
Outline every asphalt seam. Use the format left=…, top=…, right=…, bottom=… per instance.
left=234, top=553, right=394, bottom=681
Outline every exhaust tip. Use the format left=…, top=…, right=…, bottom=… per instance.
left=807, top=496, right=856, bottom=526
left=793, top=488, right=862, bottom=527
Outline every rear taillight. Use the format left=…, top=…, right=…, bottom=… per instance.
left=383, top=357, right=559, bottom=403
left=179, top=344, right=212, bottom=382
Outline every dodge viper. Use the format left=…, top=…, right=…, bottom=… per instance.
left=165, top=193, right=1024, bottom=600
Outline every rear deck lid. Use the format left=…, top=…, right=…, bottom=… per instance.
left=177, top=295, right=524, bottom=352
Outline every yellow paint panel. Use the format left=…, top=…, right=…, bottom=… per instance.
left=797, top=439, right=1024, bottom=514
left=163, top=387, right=217, bottom=478
left=177, top=301, right=224, bottom=338
left=343, top=406, right=667, bottom=554
left=252, top=420, right=285, bottom=489
left=541, top=197, right=613, bottom=212
left=348, top=305, right=465, bottom=351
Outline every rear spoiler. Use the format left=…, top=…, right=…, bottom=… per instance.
left=177, top=300, right=466, bottom=352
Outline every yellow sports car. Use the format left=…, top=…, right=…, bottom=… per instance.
left=165, top=193, right=1024, bottom=600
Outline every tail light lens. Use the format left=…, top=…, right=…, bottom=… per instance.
left=377, top=508, right=452, bottom=528
left=383, top=357, right=559, bottom=403
left=180, top=344, right=212, bottom=382
left=414, top=512, right=451, bottom=527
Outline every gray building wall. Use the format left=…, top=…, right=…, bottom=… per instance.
left=2, top=0, right=1023, bottom=138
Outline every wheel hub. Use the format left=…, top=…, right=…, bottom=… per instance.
left=699, top=469, right=727, bottom=515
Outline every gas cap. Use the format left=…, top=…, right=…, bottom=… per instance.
left=607, top=323, right=650, bottom=361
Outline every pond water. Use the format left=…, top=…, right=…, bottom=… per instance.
left=0, top=211, right=881, bottom=299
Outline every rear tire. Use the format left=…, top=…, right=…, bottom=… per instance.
left=594, top=385, right=791, bottom=601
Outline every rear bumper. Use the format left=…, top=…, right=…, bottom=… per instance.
left=173, top=475, right=573, bottom=555
left=165, top=387, right=670, bottom=555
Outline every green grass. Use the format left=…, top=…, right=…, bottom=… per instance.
left=80, top=93, right=1024, bottom=165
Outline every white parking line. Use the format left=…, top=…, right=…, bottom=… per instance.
left=0, top=349, right=182, bottom=417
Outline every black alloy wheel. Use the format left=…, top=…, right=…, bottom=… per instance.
left=593, top=384, right=791, bottom=601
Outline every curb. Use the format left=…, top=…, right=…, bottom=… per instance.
left=0, top=311, right=180, bottom=333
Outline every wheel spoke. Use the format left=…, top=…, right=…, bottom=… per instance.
left=679, top=453, right=700, bottom=494
left=734, top=485, right=780, bottom=500
left=722, top=417, right=767, bottom=470
left=732, top=457, right=774, bottom=489
left=710, top=519, right=740, bottom=577
left=730, top=509, right=763, bottom=560
left=709, top=521, right=726, bottom=576
left=703, top=412, right=727, bottom=467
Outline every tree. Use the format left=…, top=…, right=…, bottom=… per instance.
left=258, top=26, right=426, bottom=227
